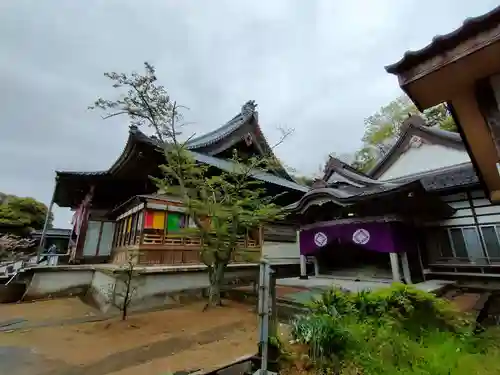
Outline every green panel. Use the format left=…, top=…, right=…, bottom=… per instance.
left=167, top=212, right=181, bottom=232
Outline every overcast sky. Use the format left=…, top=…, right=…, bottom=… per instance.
left=0, top=0, right=497, bottom=228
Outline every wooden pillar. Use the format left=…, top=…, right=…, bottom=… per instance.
left=299, top=255, right=308, bottom=279
left=400, top=252, right=412, bottom=284
left=312, top=256, right=319, bottom=277
left=389, top=253, right=401, bottom=283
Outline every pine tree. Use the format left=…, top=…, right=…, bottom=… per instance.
left=91, top=63, right=287, bottom=308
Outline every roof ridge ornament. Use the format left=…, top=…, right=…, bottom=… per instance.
left=241, top=100, right=257, bottom=118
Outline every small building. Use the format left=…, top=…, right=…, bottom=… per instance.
left=52, top=101, right=307, bottom=267
left=287, top=116, right=500, bottom=283
left=31, top=228, right=71, bottom=253
left=386, top=5, right=500, bottom=203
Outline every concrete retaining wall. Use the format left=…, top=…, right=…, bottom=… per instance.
left=89, top=265, right=260, bottom=312
left=19, top=262, right=300, bottom=311
left=22, top=267, right=94, bottom=301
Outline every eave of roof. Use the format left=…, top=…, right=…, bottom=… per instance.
left=385, top=5, right=500, bottom=74
left=385, top=162, right=479, bottom=192
left=284, top=180, right=414, bottom=213
left=368, top=115, right=465, bottom=179
left=55, top=127, right=308, bottom=194
left=323, top=156, right=381, bottom=186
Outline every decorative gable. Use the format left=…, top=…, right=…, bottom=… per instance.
left=378, top=143, right=470, bottom=181
left=369, top=115, right=469, bottom=181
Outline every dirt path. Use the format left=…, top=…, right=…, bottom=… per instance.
left=40, top=320, right=249, bottom=375
left=1, top=301, right=258, bottom=375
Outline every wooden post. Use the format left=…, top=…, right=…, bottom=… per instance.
left=312, top=256, right=319, bottom=276
left=37, top=176, right=57, bottom=263
left=400, top=252, right=412, bottom=284
left=389, top=253, right=401, bottom=282
left=299, top=255, right=308, bottom=279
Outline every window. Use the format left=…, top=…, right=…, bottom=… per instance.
left=482, top=226, right=500, bottom=259
left=462, top=228, right=486, bottom=264
left=436, top=229, right=453, bottom=258
left=449, top=228, right=467, bottom=258
left=143, top=210, right=166, bottom=235
left=166, top=212, right=186, bottom=234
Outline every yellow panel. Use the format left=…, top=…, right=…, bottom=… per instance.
left=127, top=216, right=132, bottom=232
left=152, top=211, right=165, bottom=230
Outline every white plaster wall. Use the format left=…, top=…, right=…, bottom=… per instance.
left=378, top=144, right=470, bottom=180
left=23, top=270, right=94, bottom=300
left=262, top=241, right=300, bottom=264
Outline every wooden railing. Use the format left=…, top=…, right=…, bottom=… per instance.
left=142, top=233, right=258, bottom=249
left=112, top=233, right=261, bottom=266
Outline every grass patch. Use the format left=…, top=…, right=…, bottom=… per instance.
left=283, top=283, right=500, bottom=375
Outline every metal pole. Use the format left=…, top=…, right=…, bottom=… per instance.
left=269, top=269, right=277, bottom=338
left=258, top=259, right=270, bottom=375
left=37, top=176, right=57, bottom=263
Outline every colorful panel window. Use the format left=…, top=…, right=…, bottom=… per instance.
left=167, top=212, right=183, bottom=232
left=152, top=211, right=165, bottom=230
left=144, top=210, right=154, bottom=229
left=126, top=216, right=132, bottom=232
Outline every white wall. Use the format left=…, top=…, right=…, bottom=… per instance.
left=378, top=143, right=470, bottom=180
left=23, top=269, right=94, bottom=300
left=262, top=241, right=300, bottom=264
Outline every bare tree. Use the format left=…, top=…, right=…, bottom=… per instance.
left=0, top=234, right=35, bottom=262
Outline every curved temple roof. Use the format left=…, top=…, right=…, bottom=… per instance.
left=54, top=101, right=307, bottom=208
left=286, top=117, right=476, bottom=219
left=385, top=5, right=500, bottom=74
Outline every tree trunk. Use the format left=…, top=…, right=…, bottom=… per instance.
left=122, top=267, right=133, bottom=321
left=206, top=262, right=226, bottom=309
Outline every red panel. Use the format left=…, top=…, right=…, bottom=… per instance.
left=144, top=211, right=154, bottom=229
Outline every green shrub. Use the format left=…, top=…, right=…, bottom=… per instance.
left=290, top=313, right=351, bottom=361
left=287, top=284, right=500, bottom=375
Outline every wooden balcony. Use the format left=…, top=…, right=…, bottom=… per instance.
left=111, top=233, right=261, bottom=266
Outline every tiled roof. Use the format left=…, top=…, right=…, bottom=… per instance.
left=56, top=126, right=308, bottom=193
left=31, top=228, right=71, bottom=238
left=190, top=151, right=309, bottom=192
left=386, top=5, right=500, bottom=74
left=185, top=114, right=247, bottom=149
left=390, top=162, right=479, bottom=191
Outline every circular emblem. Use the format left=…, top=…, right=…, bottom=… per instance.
left=352, top=229, right=370, bottom=245
left=314, top=232, right=328, bottom=247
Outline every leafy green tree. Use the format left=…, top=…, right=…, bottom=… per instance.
left=0, top=193, right=52, bottom=234
left=362, top=95, right=419, bottom=146
left=292, top=175, right=314, bottom=187
left=353, top=95, right=458, bottom=172
left=91, top=63, right=286, bottom=308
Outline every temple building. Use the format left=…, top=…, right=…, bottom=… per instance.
left=386, top=5, right=500, bottom=203
left=51, top=101, right=306, bottom=267
left=287, top=116, right=500, bottom=283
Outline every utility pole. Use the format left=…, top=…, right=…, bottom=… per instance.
left=37, top=176, right=58, bottom=263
